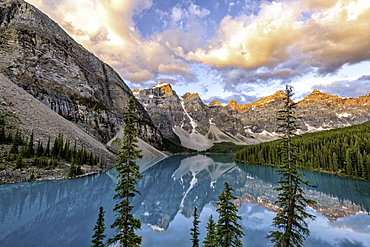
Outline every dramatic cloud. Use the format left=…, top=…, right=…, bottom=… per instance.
left=187, top=0, right=370, bottom=81
left=26, top=0, right=370, bottom=98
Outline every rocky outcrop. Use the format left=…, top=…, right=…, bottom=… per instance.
left=133, top=83, right=192, bottom=137
left=0, top=0, right=162, bottom=147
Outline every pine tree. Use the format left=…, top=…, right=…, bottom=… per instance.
left=0, top=125, right=5, bottom=143
left=10, top=130, right=23, bottom=154
left=203, top=215, right=219, bottom=247
left=90, top=206, right=107, bottom=247
left=15, top=154, right=25, bottom=169
left=36, top=140, right=44, bottom=157
left=108, top=97, right=143, bottom=247
left=26, top=130, right=35, bottom=157
left=267, top=85, right=317, bottom=247
left=44, top=137, right=50, bottom=157
left=190, top=207, right=200, bottom=247
left=216, top=182, right=244, bottom=247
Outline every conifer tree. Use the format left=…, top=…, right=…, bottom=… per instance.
left=90, top=206, right=106, bottom=247
left=15, top=154, right=25, bottom=169
left=216, top=182, right=244, bottom=247
left=267, top=85, right=317, bottom=247
left=0, top=125, right=6, bottom=143
left=44, top=137, right=50, bottom=157
left=10, top=130, right=23, bottom=154
left=203, top=215, right=219, bottom=247
left=36, top=140, right=44, bottom=157
left=108, top=97, right=143, bottom=247
left=190, top=207, right=200, bottom=247
left=26, top=130, right=35, bottom=157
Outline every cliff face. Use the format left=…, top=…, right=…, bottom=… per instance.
left=135, top=83, right=370, bottom=150
left=134, top=83, right=192, bottom=138
left=0, top=0, right=161, bottom=146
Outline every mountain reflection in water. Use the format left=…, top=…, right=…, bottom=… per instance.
left=0, top=154, right=369, bottom=247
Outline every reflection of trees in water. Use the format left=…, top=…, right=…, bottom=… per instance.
left=0, top=173, right=117, bottom=246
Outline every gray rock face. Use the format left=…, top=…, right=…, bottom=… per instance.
left=182, top=93, right=245, bottom=136
left=0, top=0, right=161, bottom=146
left=133, top=83, right=192, bottom=137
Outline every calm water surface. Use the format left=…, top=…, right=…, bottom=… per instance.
left=0, top=154, right=370, bottom=247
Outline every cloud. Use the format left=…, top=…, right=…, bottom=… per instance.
left=204, top=93, right=259, bottom=105
left=186, top=0, right=370, bottom=85
left=313, top=75, right=370, bottom=97
left=27, top=0, right=370, bottom=93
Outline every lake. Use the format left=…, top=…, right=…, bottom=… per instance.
left=0, top=154, right=369, bottom=247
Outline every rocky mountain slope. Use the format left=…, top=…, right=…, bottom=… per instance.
left=0, top=0, right=161, bottom=147
left=134, top=83, right=370, bottom=151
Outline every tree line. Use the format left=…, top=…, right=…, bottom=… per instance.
left=0, top=116, right=105, bottom=177
left=235, top=120, right=370, bottom=180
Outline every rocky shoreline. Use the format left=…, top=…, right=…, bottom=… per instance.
left=0, top=164, right=106, bottom=184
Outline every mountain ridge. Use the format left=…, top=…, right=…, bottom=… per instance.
left=134, top=82, right=370, bottom=151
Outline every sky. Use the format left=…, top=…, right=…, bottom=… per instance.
left=26, top=0, right=370, bottom=104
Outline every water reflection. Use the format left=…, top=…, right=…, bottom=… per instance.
left=0, top=154, right=369, bottom=247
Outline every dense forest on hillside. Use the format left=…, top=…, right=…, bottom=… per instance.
left=235, top=120, right=370, bottom=180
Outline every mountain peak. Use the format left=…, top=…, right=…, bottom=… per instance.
left=208, top=100, right=223, bottom=107
left=298, top=89, right=345, bottom=106
left=311, top=89, right=323, bottom=94
left=299, top=89, right=340, bottom=104
left=183, top=93, right=200, bottom=101
left=153, top=82, right=173, bottom=95
left=227, top=99, right=237, bottom=105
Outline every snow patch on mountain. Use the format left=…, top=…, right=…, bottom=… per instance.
left=180, top=99, right=197, bottom=132
left=336, top=113, right=352, bottom=118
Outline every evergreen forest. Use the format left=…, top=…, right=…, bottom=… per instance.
left=235, top=120, right=370, bottom=180
left=0, top=115, right=105, bottom=179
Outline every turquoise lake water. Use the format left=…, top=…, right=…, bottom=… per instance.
left=0, top=154, right=369, bottom=247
